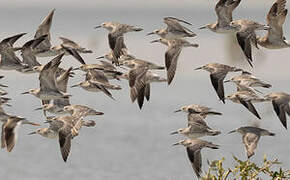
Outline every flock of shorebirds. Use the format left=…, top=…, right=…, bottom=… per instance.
left=0, top=0, right=289, bottom=178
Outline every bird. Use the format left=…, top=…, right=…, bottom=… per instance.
left=119, top=56, right=165, bottom=70
left=34, top=67, right=73, bottom=115
left=33, top=9, right=55, bottom=57
left=52, top=37, right=93, bottom=55
left=0, top=33, right=29, bottom=71
left=170, top=121, right=221, bottom=138
left=151, top=38, right=198, bottom=85
left=35, top=116, right=92, bottom=162
left=199, top=0, right=241, bottom=33
left=71, top=69, right=120, bottom=100
left=21, top=53, right=71, bottom=102
left=264, top=92, right=290, bottom=129
left=195, top=63, right=243, bottom=103
left=95, top=22, right=142, bottom=65
left=19, top=35, right=48, bottom=73
left=224, top=71, right=272, bottom=89
left=228, top=126, right=275, bottom=158
left=258, top=0, right=290, bottom=49
left=1, top=116, right=40, bottom=152
left=33, top=9, right=92, bottom=58
left=127, top=67, right=150, bottom=109
left=147, top=17, right=196, bottom=39
left=63, top=105, right=104, bottom=118
left=74, top=60, right=124, bottom=80
left=173, top=139, right=219, bottom=178
left=84, top=69, right=122, bottom=91
left=230, top=19, right=269, bottom=67
left=174, top=104, right=222, bottom=118
left=226, top=90, right=268, bottom=119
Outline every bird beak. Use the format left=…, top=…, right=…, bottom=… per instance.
left=224, top=80, right=230, bottom=83
left=198, top=26, right=206, bottom=30
left=150, top=40, right=159, bottom=43
left=0, top=84, right=8, bottom=88
left=34, top=107, right=43, bottom=111
left=146, top=32, right=154, bottom=36
left=72, top=67, right=80, bottom=71
left=71, top=84, right=79, bottom=88
left=170, top=131, right=178, bottom=135
left=21, top=91, right=29, bottom=94
left=96, top=112, right=104, bottom=115
left=174, top=109, right=181, bottom=113
left=228, top=130, right=236, bottom=134
left=172, top=142, right=181, bottom=146
left=96, top=56, right=105, bottom=59
left=28, top=131, right=36, bottom=135
left=94, top=25, right=102, bottom=29
left=27, top=122, right=41, bottom=126
left=194, top=67, right=202, bottom=70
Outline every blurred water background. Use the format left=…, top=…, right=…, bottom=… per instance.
left=0, top=0, right=289, bottom=179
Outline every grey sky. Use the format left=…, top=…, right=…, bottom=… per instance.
left=1, top=0, right=275, bottom=8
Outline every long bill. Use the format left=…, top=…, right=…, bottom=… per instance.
left=94, top=25, right=102, bottom=29
left=28, top=131, right=37, bottom=135
left=146, top=32, right=155, bottom=36
left=228, top=130, right=236, bottom=134
left=96, top=56, right=105, bottom=59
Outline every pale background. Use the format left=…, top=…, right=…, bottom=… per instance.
left=0, top=0, right=289, bottom=179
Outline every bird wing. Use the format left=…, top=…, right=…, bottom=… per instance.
left=39, top=54, right=63, bottom=91
left=163, top=17, right=195, bottom=34
left=1, top=123, right=6, bottom=149
left=56, top=67, right=73, bottom=92
left=111, top=36, right=127, bottom=65
left=59, top=131, right=72, bottom=162
left=266, top=0, right=287, bottom=40
left=34, top=9, right=54, bottom=52
left=242, top=132, right=259, bottom=158
left=272, top=99, right=288, bottom=129
left=215, top=0, right=241, bottom=27
left=129, top=68, right=148, bottom=103
left=59, top=37, right=80, bottom=49
left=236, top=32, right=253, bottom=67
left=61, top=45, right=86, bottom=65
left=237, top=96, right=261, bottom=119
left=187, top=114, right=208, bottom=127
left=144, top=83, right=150, bottom=101
left=210, top=72, right=227, bottom=103
left=1, top=48, right=24, bottom=65
left=86, top=69, right=109, bottom=84
left=3, top=120, right=19, bottom=152
left=165, top=44, right=182, bottom=85
left=1, top=33, right=27, bottom=46
left=58, top=126, right=72, bottom=162
left=186, top=147, right=202, bottom=178
left=21, top=36, right=47, bottom=67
